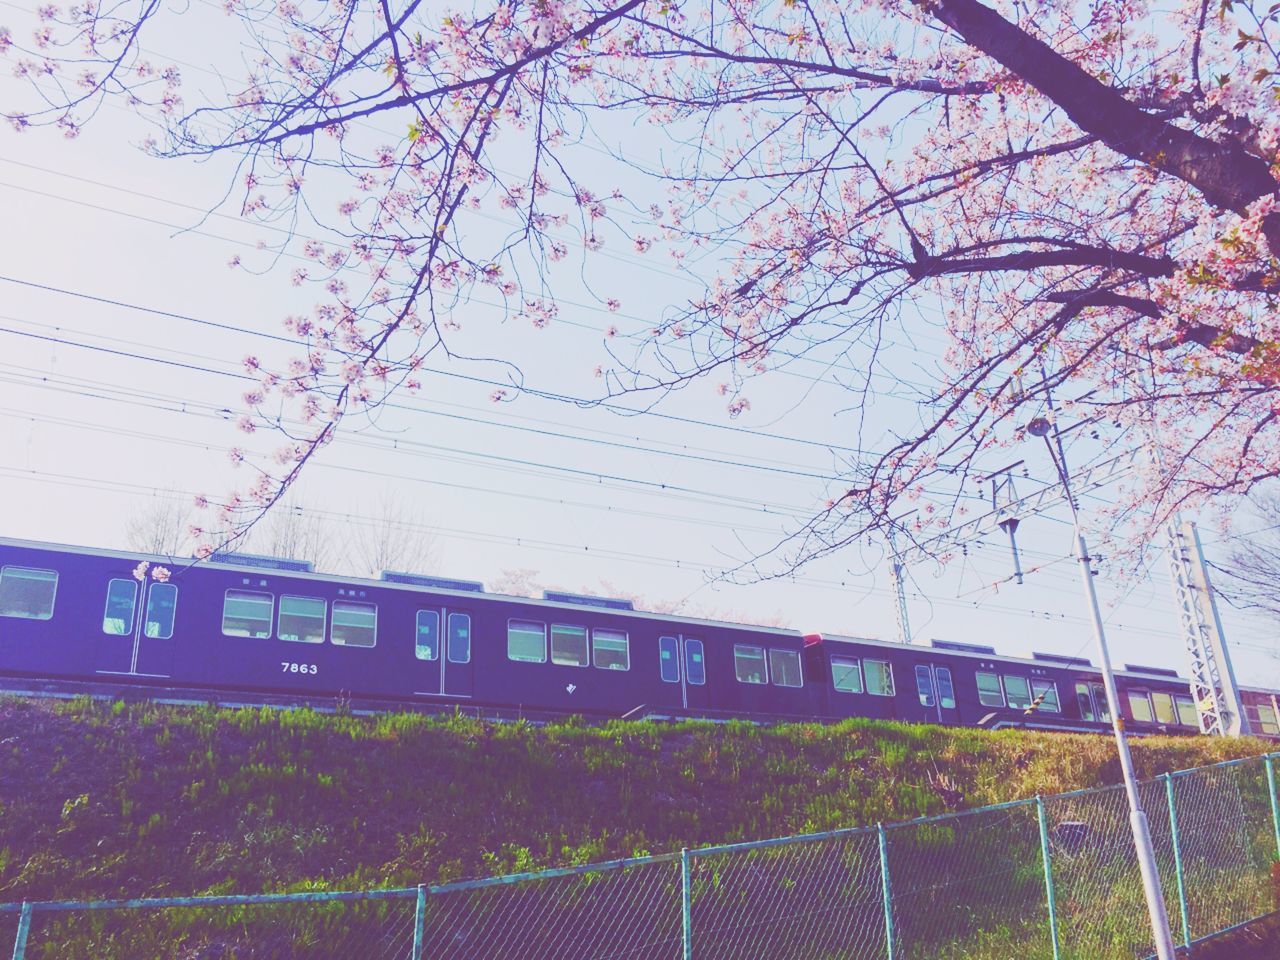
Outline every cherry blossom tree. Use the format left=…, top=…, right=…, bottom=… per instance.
left=4, top=0, right=1279, bottom=571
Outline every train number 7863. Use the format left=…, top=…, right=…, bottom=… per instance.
left=281, top=662, right=318, bottom=675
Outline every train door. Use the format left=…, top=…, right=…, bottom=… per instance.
left=413, top=607, right=473, bottom=699
left=97, top=578, right=178, bottom=678
left=133, top=582, right=178, bottom=677
left=96, top=577, right=138, bottom=674
left=658, top=634, right=709, bottom=713
left=913, top=663, right=958, bottom=724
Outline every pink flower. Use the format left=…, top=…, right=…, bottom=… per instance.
left=192, top=493, right=209, bottom=509
left=151, top=566, right=171, bottom=583
left=236, top=415, right=256, bottom=434
left=132, top=561, right=150, bottom=581
left=194, top=544, right=214, bottom=560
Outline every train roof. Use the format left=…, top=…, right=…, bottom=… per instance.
left=815, top=631, right=1186, bottom=683
left=0, top=536, right=802, bottom=638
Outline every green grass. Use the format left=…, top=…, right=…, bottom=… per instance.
left=0, top=694, right=1269, bottom=902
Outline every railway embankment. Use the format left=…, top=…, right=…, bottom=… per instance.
left=0, top=695, right=1269, bottom=901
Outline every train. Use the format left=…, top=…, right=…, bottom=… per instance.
left=1, top=535, right=1278, bottom=736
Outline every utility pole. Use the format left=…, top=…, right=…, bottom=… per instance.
left=1026, top=416, right=1177, bottom=960
left=1167, top=520, right=1249, bottom=735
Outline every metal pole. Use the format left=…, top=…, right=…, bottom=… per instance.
left=10, top=902, right=31, bottom=960
left=411, top=884, right=426, bottom=960
left=681, top=848, right=692, bottom=960
left=877, top=824, right=895, bottom=960
left=1266, top=756, right=1280, bottom=861
left=1028, top=421, right=1177, bottom=960
left=1073, top=522, right=1177, bottom=960
left=1035, top=797, right=1061, bottom=960
left=1164, top=774, right=1191, bottom=950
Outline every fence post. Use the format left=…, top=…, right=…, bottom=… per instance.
left=1164, top=773, right=1192, bottom=951
left=411, top=884, right=426, bottom=960
left=1266, top=755, right=1280, bottom=861
left=1035, top=797, right=1061, bottom=960
left=877, top=824, right=895, bottom=960
left=681, top=848, right=692, bottom=960
left=10, top=902, right=31, bottom=960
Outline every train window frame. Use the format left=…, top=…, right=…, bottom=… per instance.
left=831, top=656, right=863, bottom=694
left=769, top=648, right=803, bottom=688
left=864, top=659, right=895, bottom=697
left=508, top=619, right=547, bottom=664
left=551, top=624, right=589, bottom=668
left=1175, top=695, right=1198, bottom=728
left=1151, top=691, right=1178, bottom=725
left=1253, top=703, right=1280, bottom=736
left=733, top=644, right=768, bottom=684
left=330, top=600, right=377, bottom=648
left=222, top=589, right=274, bottom=639
left=102, top=578, right=137, bottom=636
left=1030, top=679, right=1061, bottom=713
left=592, top=629, right=630, bottom=671
left=1128, top=690, right=1155, bottom=723
left=684, top=639, right=706, bottom=685
left=144, top=582, right=178, bottom=640
left=0, top=565, right=59, bottom=621
left=277, top=595, right=326, bottom=645
left=977, top=672, right=1005, bottom=708
left=1003, top=675, right=1033, bottom=710
left=915, top=665, right=936, bottom=707
left=447, top=613, right=471, bottom=664
left=415, top=610, right=440, bottom=661
left=658, top=636, right=680, bottom=683
left=936, top=667, right=956, bottom=709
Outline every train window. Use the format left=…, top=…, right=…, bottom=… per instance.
left=915, top=666, right=935, bottom=707
left=331, top=601, right=377, bottom=648
left=769, top=649, right=802, bottom=688
left=865, top=660, right=894, bottom=697
left=977, top=672, right=1005, bottom=707
left=102, top=579, right=137, bottom=635
left=685, top=639, right=706, bottom=685
left=1128, top=691, right=1155, bottom=723
left=936, top=667, right=956, bottom=709
left=1030, top=680, right=1060, bottom=713
left=1151, top=691, right=1177, bottom=725
left=278, top=596, right=326, bottom=644
left=447, top=613, right=471, bottom=663
left=0, top=566, right=58, bottom=620
left=144, top=583, right=178, bottom=639
left=1253, top=704, right=1280, bottom=736
left=1075, top=682, right=1095, bottom=720
left=831, top=657, right=863, bottom=693
left=1175, top=695, right=1198, bottom=728
left=551, top=624, right=589, bottom=667
left=734, top=645, right=767, bottom=684
left=508, top=619, right=547, bottom=663
left=415, top=610, right=440, bottom=660
left=1092, top=682, right=1111, bottom=721
left=593, top=629, right=629, bottom=671
left=1003, top=676, right=1032, bottom=710
left=658, top=636, right=680, bottom=683
left=222, top=589, right=274, bottom=638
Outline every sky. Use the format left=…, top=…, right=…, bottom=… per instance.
left=0, top=0, right=1276, bottom=691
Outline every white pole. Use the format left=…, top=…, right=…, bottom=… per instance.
left=1035, top=418, right=1177, bottom=960
left=1070, top=524, right=1177, bottom=960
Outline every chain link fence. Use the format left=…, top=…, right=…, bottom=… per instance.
left=5, top=752, right=1280, bottom=959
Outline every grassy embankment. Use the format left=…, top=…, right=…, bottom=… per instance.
left=0, top=694, right=1268, bottom=901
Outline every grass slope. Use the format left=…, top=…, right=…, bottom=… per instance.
left=0, top=695, right=1270, bottom=902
